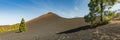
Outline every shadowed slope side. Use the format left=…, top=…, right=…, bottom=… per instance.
left=57, top=24, right=106, bottom=34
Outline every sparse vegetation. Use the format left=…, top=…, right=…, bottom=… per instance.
left=0, top=18, right=27, bottom=33
left=0, top=0, right=120, bottom=40
left=84, top=0, right=118, bottom=26
left=0, top=24, right=19, bottom=33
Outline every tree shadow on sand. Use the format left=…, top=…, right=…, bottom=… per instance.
left=57, top=24, right=104, bottom=34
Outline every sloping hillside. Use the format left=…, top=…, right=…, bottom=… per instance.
left=0, top=12, right=120, bottom=40
left=26, top=12, right=86, bottom=33
left=0, top=12, right=86, bottom=40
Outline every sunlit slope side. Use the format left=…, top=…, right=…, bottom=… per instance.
left=26, top=12, right=86, bottom=32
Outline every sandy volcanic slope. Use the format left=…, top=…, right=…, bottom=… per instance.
left=0, top=12, right=120, bottom=40
left=0, top=12, right=85, bottom=40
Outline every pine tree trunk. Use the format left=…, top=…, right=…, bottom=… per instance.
left=100, top=1, right=103, bottom=22
left=100, top=11, right=103, bottom=22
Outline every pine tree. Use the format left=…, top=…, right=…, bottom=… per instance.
left=84, top=0, right=118, bottom=25
left=19, top=18, right=26, bottom=32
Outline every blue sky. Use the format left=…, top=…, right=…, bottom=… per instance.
left=0, top=0, right=119, bottom=25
